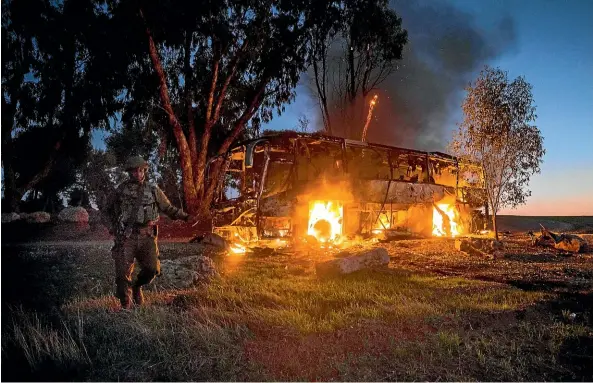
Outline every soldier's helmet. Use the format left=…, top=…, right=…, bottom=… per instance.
left=124, top=155, right=149, bottom=171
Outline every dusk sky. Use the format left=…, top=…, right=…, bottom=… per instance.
left=93, top=0, right=593, bottom=216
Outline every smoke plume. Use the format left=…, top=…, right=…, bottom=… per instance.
left=307, top=0, right=517, bottom=151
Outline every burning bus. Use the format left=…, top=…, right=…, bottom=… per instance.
left=205, top=132, right=485, bottom=247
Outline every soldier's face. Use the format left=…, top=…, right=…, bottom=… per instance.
left=130, top=167, right=146, bottom=183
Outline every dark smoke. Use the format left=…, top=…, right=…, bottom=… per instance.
left=307, top=0, right=517, bottom=151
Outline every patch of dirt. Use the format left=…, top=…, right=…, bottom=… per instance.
left=384, top=236, right=593, bottom=294
left=243, top=320, right=434, bottom=381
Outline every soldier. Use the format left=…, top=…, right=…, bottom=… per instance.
left=103, top=155, right=195, bottom=309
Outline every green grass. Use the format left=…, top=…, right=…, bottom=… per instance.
left=2, top=244, right=592, bottom=381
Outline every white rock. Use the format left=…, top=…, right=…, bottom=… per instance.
left=58, top=206, right=89, bottom=223
left=24, top=211, right=51, bottom=223
left=158, top=256, right=218, bottom=289
left=315, top=248, right=390, bottom=277
left=1, top=212, right=21, bottom=223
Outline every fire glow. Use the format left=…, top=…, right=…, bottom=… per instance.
left=432, top=203, right=462, bottom=237
left=228, top=243, right=247, bottom=254
left=307, top=201, right=343, bottom=243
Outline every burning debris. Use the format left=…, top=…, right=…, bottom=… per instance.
left=529, top=225, right=588, bottom=253
left=206, top=132, right=486, bottom=251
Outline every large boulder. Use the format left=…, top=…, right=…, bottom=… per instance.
left=58, top=206, right=89, bottom=223
left=158, top=256, right=218, bottom=289
left=23, top=211, right=51, bottom=224
left=315, top=247, right=390, bottom=277
left=1, top=212, right=21, bottom=223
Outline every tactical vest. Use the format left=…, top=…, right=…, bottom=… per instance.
left=119, top=182, right=159, bottom=225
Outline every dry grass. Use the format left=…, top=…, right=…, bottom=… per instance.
left=2, top=241, right=592, bottom=381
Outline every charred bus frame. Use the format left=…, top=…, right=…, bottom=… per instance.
left=206, top=132, right=485, bottom=242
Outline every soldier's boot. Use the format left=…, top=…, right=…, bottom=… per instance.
left=132, top=285, right=144, bottom=306
left=116, top=278, right=132, bottom=309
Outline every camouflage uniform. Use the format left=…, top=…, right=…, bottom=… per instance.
left=104, top=163, right=189, bottom=308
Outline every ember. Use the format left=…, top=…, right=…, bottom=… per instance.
left=307, top=201, right=343, bottom=243
left=432, top=203, right=462, bottom=237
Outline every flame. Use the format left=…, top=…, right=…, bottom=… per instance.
left=307, top=200, right=343, bottom=243
left=376, top=212, right=391, bottom=230
left=361, top=94, right=379, bottom=142
left=228, top=243, right=246, bottom=254
left=432, top=203, right=462, bottom=237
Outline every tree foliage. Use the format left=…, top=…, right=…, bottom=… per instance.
left=97, top=0, right=336, bottom=215
left=1, top=0, right=123, bottom=212
left=451, top=66, right=545, bottom=239
left=2, top=0, right=409, bottom=216
left=307, top=0, right=407, bottom=137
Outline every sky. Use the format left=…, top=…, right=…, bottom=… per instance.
left=92, top=0, right=593, bottom=216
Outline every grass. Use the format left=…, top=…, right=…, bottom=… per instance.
left=2, top=242, right=592, bottom=381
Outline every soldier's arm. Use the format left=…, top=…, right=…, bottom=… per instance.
left=100, top=187, right=120, bottom=233
left=153, top=186, right=189, bottom=221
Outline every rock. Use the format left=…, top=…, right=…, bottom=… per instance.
left=457, top=238, right=504, bottom=255
left=23, top=211, right=51, bottom=224
left=455, top=239, right=471, bottom=252
left=315, top=247, right=390, bottom=277
left=158, top=256, right=218, bottom=289
left=190, top=232, right=228, bottom=249
left=490, top=240, right=504, bottom=251
left=455, top=238, right=493, bottom=258
left=1, top=212, right=21, bottom=223
left=58, top=206, right=89, bottom=223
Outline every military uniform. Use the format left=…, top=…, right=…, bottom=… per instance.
left=104, top=157, right=189, bottom=308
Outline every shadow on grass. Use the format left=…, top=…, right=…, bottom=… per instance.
left=1, top=246, right=80, bottom=312
left=1, top=245, right=96, bottom=381
left=508, top=279, right=593, bottom=381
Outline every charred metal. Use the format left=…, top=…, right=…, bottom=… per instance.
left=206, top=132, right=486, bottom=243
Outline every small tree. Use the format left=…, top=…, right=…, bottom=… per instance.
left=307, top=0, right=407, bottom=137
left=451, top=66, right=545, bottom=239
left=295, top=114, right=311, bottom=133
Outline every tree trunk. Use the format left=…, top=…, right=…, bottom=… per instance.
left=141, top=9, right=200, bottom=214
left=492, top=210, right=498, bottom=240
left=2, top=163, right=20, bottom=212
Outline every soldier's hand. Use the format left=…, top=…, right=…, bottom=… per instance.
left=185, top=214, right=199, bottom=225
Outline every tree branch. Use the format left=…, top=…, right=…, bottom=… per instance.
left=218, top=78, right=270, bottom=155
left=205, top=41, right=221, bottom=123
left=139, top=7, right=198, bottom=207
left=184, top=30, right=198, bottom=169
left=212, top=39, right=248, bottom=123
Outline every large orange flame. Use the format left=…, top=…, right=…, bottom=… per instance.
left=432, top=203, right=462, bottom=237
left=307, top=201, right=343, bottom=243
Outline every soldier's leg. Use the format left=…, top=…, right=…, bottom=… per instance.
left=113, top=238, right=135, bottom=308
left=133, top=229, right=160, bottom=304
